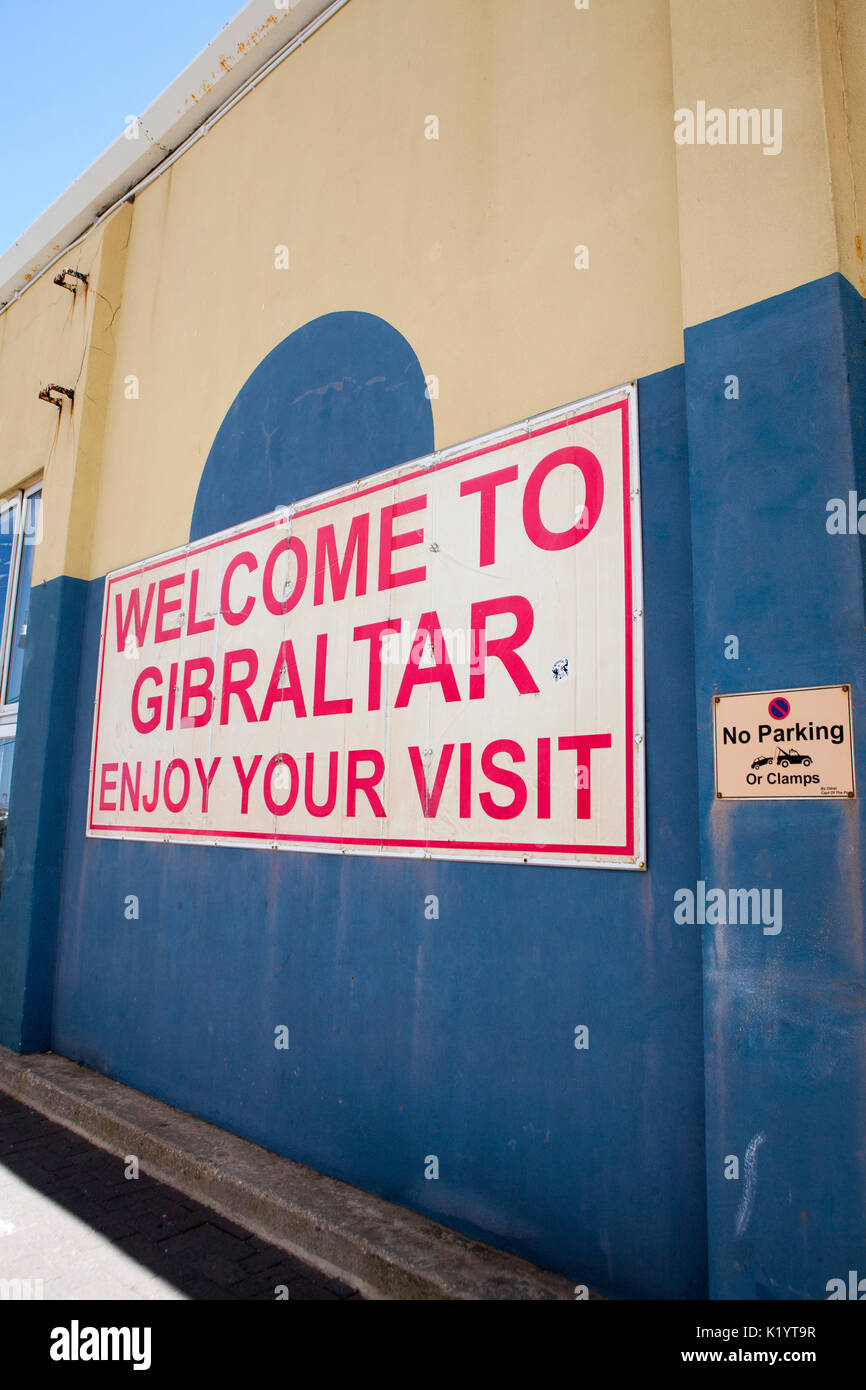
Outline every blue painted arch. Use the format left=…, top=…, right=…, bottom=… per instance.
left=190, top=310, right=435, bottom=540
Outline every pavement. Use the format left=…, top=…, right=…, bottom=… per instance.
left=0, top=1047, right=581, bottom=1300
left=0, top=1089, right=360, bottom=1300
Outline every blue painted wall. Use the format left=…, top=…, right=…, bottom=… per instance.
left=38, top=313, right=707, bottom=1298
left=685, top=273, right=866, bottom=1300
left=0, top=576, right=88, bottom=1052
left=9, top=282, right=865, bottom=1297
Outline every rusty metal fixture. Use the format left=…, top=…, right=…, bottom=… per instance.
left=53, top=268, right=88, bottom=294
left=38, top=384, right=74, bottom=408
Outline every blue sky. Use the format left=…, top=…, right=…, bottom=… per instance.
left=0, top=0, right=242, bottom=254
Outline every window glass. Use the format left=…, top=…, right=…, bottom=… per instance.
left=0, top=503, right=17, bottom=667
left=0, top=734, right=13, bottom=818
left=0, top=734, right=14, bottom=896
left=6, top=490, right=41, bottom=705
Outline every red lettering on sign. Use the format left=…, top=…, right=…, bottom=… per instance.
left=304, top=751, right=339, bottom=818
left=221, top=552, right=257, bottom=626
left=408, top=744, right=455, bottom=818
left=154, top=574, right=184, bottom=643
left=557, top=733, right=612, bottom=818
left=188, top=568, right=215, bottom=636
left=314, top=515, right=369, bottom=606
left=346, top=750, right=386, bottom=818
left=313, top=633, right=353, bottom=716
left=164, top=758, right=190, bottom=812
left=99, top=762, right=119, bottom=811
left=165, top=661, right=178, bottom=730
left=220, top=650, right=259, bottom=725
left=142, top=761, right=161, bottom=812
left=131, top=667, right=162, bottom=734
left=537, top=737, right=551, bottom=819
left=194, top=756, right=221, bottom=813
left=115, top=583, right=155, bottom=654
left=378, top=496, right=426, bottom=591
left=263, top=536, right=307, bottom=616
left=459, top=741, right=472, bottom=818
left=469, top=596, right=538, bottom=699
left=459, top=464, right=519, bottom=566
left=394, top=612, right=460, bottom=708
left=232, top=754, right=262, bottom=814
left=522, top=447, right=603, bottom=551
left=180, top=657, right=214, bottom=728
left=120, top=762, right=141, bottom=812
left=259, top=640, right=307, bottom=722
left=264, top=754, right=299, bottom=816
left=352, top=618, right=401, bottom=712
left=479, top=739, right=527, bottom=819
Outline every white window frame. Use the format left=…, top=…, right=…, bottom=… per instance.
left=0, top=479, right=43, bottom=737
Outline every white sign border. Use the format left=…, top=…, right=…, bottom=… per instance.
left=87, top=382, right=647, bottom=869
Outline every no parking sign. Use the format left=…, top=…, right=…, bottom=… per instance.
left=713, top=685, right=856, bottom=799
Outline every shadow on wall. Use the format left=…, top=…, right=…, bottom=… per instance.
left=189, top=311, right=435, bottom=540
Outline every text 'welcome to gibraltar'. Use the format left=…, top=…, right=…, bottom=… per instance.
left=88, top=388, right=645, bottom=870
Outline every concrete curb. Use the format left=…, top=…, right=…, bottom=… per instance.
left=0, top=1047, right=587, bottom=1300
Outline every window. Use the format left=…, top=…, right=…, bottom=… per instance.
left=0, top=481, right=42, bottom=878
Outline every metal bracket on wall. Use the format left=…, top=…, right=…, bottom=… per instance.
left=53, top=268, right=88, bottom=294
left=38, top=384, right=74, bottom=409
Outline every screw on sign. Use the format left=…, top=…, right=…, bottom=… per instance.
left=768, top=697, right=791, bottom=720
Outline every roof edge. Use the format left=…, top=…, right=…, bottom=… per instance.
left=0, top=0, right=348, bottom=311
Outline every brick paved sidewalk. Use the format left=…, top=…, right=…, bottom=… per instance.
left=0, top=1090, right=361, bottom=1300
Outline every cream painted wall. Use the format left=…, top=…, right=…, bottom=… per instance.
left=0, top=231, right=101, bottom=501
left=669, top=0, right=841, bottom=327
left=0, top=0, right=860, bottom=587
left=53, top=204, right=133, bottom=581
left=53, top=0, right=687, bottom=582
left=0, top=210, right=133, bottom=589
left=816, top=0, right=866, bottom=296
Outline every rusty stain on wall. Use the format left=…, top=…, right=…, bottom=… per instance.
left=182, top=14, right=280, bottom=110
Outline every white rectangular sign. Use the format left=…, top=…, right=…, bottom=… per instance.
left=88, top=385, right=645, bottom=867
left=713, top=684, right=856, bottom=799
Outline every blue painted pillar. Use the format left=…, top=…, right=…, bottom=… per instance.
left=684, top=273, right=866, bottom=1299
left=0, top=576, right=88, bottom=1052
